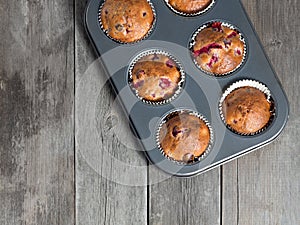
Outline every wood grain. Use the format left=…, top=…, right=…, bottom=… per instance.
left=1, top=0, right=299, bottom=224
left=0, top=0, right=74, bottom=224
left=75, top=0, right=147, bottom=224
left=149, top=167, right=221, bottom=225
left=222, top=0, right=300, bottom=224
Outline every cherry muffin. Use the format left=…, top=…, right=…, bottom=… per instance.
left=130, top=52, right=183, bottom=103
left=191, top=22, right=245, bottom=75
left=158, top=111, right=211, bottom=163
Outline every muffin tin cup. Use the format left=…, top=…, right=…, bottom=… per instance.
left=156, top=109, right=214, bottom=164
left=128, top=49, right=185, bottom=105
left=98, top=0, right=157, bottom=44
left=164, top=0, right=216, bottom=17
left=189, top=21, right=247, bottom=76
left=219, top=79, right=275, bottom=136
left=84, top=0, right=289, bottom=177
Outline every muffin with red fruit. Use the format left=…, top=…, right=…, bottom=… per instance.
left=158, top=111, right=211, bottom=163
left=130, top=51, right=184, bottom=103
left=191, top=22, right=245, bottom=75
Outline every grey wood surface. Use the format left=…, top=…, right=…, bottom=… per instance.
left=1, top=0, right=299, bottom=225
left=75, top=0, right=147, bottom=224
left=222, top=0, right=300, bottom=224
left=0, top=0, right=74, bottom=224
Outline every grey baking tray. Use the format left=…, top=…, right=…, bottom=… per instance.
left=84, top=0, right=289, bottom=177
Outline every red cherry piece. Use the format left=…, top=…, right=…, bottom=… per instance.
left=193, top=43, right=223, bottom=57
left=172, top=126, right=191, bottom=137
left=223, top=39, right=232, bottom=48
left=211, top=22, right=223, bottom=32
left=227, top=31, right=237, bottom=38
left=136, top=70, right=145, bottom=79
left=235, top=49, right=242, bottom=56
left=133, top=80, right=145, bottom=89
left=159, top=78, right=171, bottom=89
left=207, top=55, right=219, bottom=68
left=172, top=126, right=181, bottom=137
left=193, top=47, right=209, bottom=57
left=166, top=59, right=175, bottom=68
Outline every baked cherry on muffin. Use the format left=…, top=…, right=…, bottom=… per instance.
left=168, top=0, right=213, bottom=14
left=222, top=86, right=272, bottom=134
left=158, top=111, right=211, bottom=163
left=100, top=0, right=155, bottom=43
left=192, top=22, right=245, bottom=75
left=131, top=53, right=182, bottom=103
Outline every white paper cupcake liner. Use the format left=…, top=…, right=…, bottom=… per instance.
left=190, top=21, right=247, bottom=76
left=164, top=0, right=215, bottom=17
left=219, top=79, right=275, bottom=136
left=98, top=0, right=156, bottom=44
left=128, top=49, right=185, bottom=105
left=156, top=109, right=214, bottom=164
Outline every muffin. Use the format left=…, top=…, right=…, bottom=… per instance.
left=158, top=111, right=211, bottom=163
left=191, top=22, right=245, bottom=75
left=100, top=0, right=155, bottom=43
left=167, top=0, right=213, bottom=14
left=221, top=86, right=272, bottom=134
left=130, top=52, right=183, bottom=103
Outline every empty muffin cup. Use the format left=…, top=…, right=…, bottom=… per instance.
left=99, top=0, right=156, bottom=44
left=128, top=49, right=185, bottom=105
left=190, top=21, right=247, bottom=76
left=219, top=79, right=275, bottom=136
left=156, top=109, right=213, bottom=164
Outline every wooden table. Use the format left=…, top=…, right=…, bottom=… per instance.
left=1, top=0, right=299, bottom=224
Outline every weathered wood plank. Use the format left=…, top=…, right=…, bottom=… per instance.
left=149, top=167, right=220, bottom=225
left=222, top=0, right=300, bottom=224
left=75, top=0, right=147, bottom=224
left=0, top=0, right=74, bottom=225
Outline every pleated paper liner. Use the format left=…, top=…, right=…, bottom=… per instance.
left=164, top=0, right=216, bottom=17
left=128, top=49, right=185, bottom=106
left=219, top=79, right=275, bottom=136
left=98, top=0, right=156, bottom=44
left=190, top=21, right=247, bottom=76
left=156, top=109, right=214, bottom=164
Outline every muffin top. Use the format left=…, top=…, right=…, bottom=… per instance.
left=159, top=112, right=210, bottom=163
left=131, top=53, right=182, bottom=102
left=192, top=22, right=245, bottom=75
left=222, top=87, right=271, bottom=134
left=168, top=0, right=212, bottom=14
left=100, top=0, right=154, bottom=43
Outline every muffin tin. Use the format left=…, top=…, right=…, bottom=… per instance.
left=84, top=0, right=289, bottom=177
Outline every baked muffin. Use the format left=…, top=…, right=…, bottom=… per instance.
left=100, top=0, right=155, bottom=43
left=131, top=53, right=182, bottom=102
left=158, top=112, right=211, bottom=163
left=222, top=87, right=271, bottom=134
left=168, top=0, right=213, bottom=14
left=192, top=22, right=245, bottom=75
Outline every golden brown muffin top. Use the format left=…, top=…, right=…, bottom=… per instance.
left=101, top=0, right=154, bottom=43
left=222, top=87, right=271, bottom=134
left=131, top=54, right=181, bottom=102
left=192, top=22, right=245, bottom=75
left=159, top=112, right=210, bottom=162
left=168, top=0, right=212, bottom=14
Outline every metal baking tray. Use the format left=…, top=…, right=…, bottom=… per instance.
left=84, top=0, right=289, bottom=177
